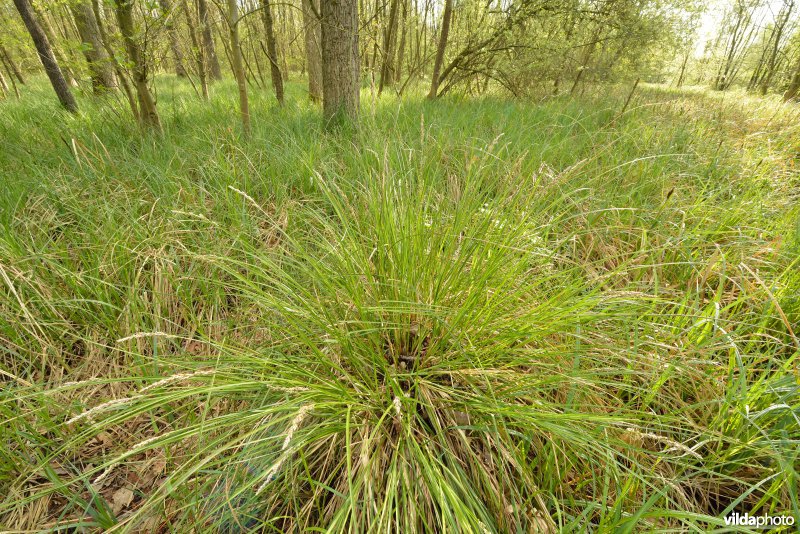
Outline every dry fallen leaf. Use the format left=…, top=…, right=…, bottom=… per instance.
left=111, top=487, right=135, bottom=514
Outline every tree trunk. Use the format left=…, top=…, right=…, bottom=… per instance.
left=0, top=67, right=9, bottom=97
left=0, top=54, right=20, bottom=98
left=12, top=0, right=78, bottom=112
left=302, top=0, right=322, bottom=102
left=182, top=0, right=208, bottom=99
left=571, top=27, right=600, bottom=95
left=427, top=0, right=453, bottom=99
left=31, top=3, right=79, bottom=87
left=226, top=0, right=250, bottom=135
left=92, top=0, right=140, bottom=121
left=394, top=0, right=408, bottom=88
left=197, top=0, right=222, bottom=80
left=321, top=0, right=360, bottom=128
left=378, top=0, right=400, bottom=94
left=70, top=0, right=115, bottom=94
left=0, top=44, right=26, bottom=84
left=759, top=0, right=793, bottom=96
left=747, top=27, right=770, bottom=91
left=259, top=0, right=284, bottom=104
left=114, top=0, right=161, bottom=129
left=676, top=49, right=689, bottom=88
left=158, top=0, right=188, bottom=77
left=783, top=55, right=800, bottom=101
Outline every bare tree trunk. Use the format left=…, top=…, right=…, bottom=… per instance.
left=676, top=49, right=690, bottom=88
left=783, top=54, right=800, bottom=101
left=226, top=0, right=250, bottom=135
left=114, top=0, right=161, bottom=129
left=0, top=67, right=9, bottom=97
left=748, top=27, right=771, bottom=91
left=12, top=0, right=78, bottom=112
left=759, top=0, right=793, bottom=96
left=427, top=0, right=453, bottom=99
left=181, top=0, right=208, bottom=98
left=0, top=44, right=26, bottom=85
left=321, top=0, right=359, bottom=128
left=259, top=0, right=284, bottom=104
left=91, top=0, right=139, bottom=121
left=31, top=3, right=79, bottom=87
left=302, top=0, right=322, bottom=102
left=394, top=0, right=408, bottom=88
left=571, top=26, right=600, bottom=95
left=197, top=0, right=222, bottom=80
left=158, top=0, right=188, bottom=77
left=0, top=54, right=20, bottom=97
left=71, top=0, right=116, bottom=94
left=378, top=0, right=400, bottom=94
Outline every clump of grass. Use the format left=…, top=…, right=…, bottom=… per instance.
left=1, top=78, right=798, bottom=531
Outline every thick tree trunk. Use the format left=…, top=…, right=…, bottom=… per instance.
left=378, top=0, right=400, bottom=94
left=158, top=0, right=188, bottom=77
left=427, top=0, right=453, bottom=99
left=197, top=0, right=222, bottom=80
left=114, top=0, right=161, bottom=129
left=259, top=0, right=284, bottom=104
left=12, top=0, right=78, bottom=112
left=70, top=0, right=115, bottom=94
left=321, top=0, right=359, bottom=128
left=226, top=0, right=250, bottom=135
left=302, top=0, right=322, bottom=102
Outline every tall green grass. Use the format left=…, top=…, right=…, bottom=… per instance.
left=1, top=78, right=799, bottom=531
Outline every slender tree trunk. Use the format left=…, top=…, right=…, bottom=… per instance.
left=197, top=0, right=222, bottom=80
left=0, top=67, right=9, bottom=97
left=181, top=0, right=208, bottom=98
left=158, top=0, right=188, bottom=77
left=259, top=0, right=284, bottom=104
left=31, top=3, right=79, bottom=87
left=0, top=54, right=20, bottom=97
left=394, top=0, right=408, bottom=87
left=70, top=0, right=115, bottom=94
left=91, top=0, right=139, bottom=121
left=427, top=0, right=453, bottom=99
left=114, top=0, right=161, bottom=129
left=748, top=27, right=771, bottom=91
left=571, top=27, right=600, bottom=95
left=321, top=0, right=360, bottom=127
left=12, top=0, right=78, bottom=112
left=675, top=49, right=689, bottom=88
left=378, top=0, right=400, bottom=94
left=302, top=0, right=322, bottom=102
left=0, top=44, right=26, bottom=84
left=783, top=54, right=800, bottom=101
left=759, top=1, right=793, bottom=96
left=226, top=0, right=250, bottom=135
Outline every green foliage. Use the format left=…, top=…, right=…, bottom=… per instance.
left=0, top=77, right=799, bottom=531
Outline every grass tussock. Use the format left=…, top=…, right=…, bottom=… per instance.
left=1, top=78, right=799, bottom=532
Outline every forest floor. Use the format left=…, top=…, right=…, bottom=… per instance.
left=1, top=78, right=799, bottom=532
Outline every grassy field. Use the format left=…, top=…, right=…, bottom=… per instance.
left=1, top=78, right=799, bottom=532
